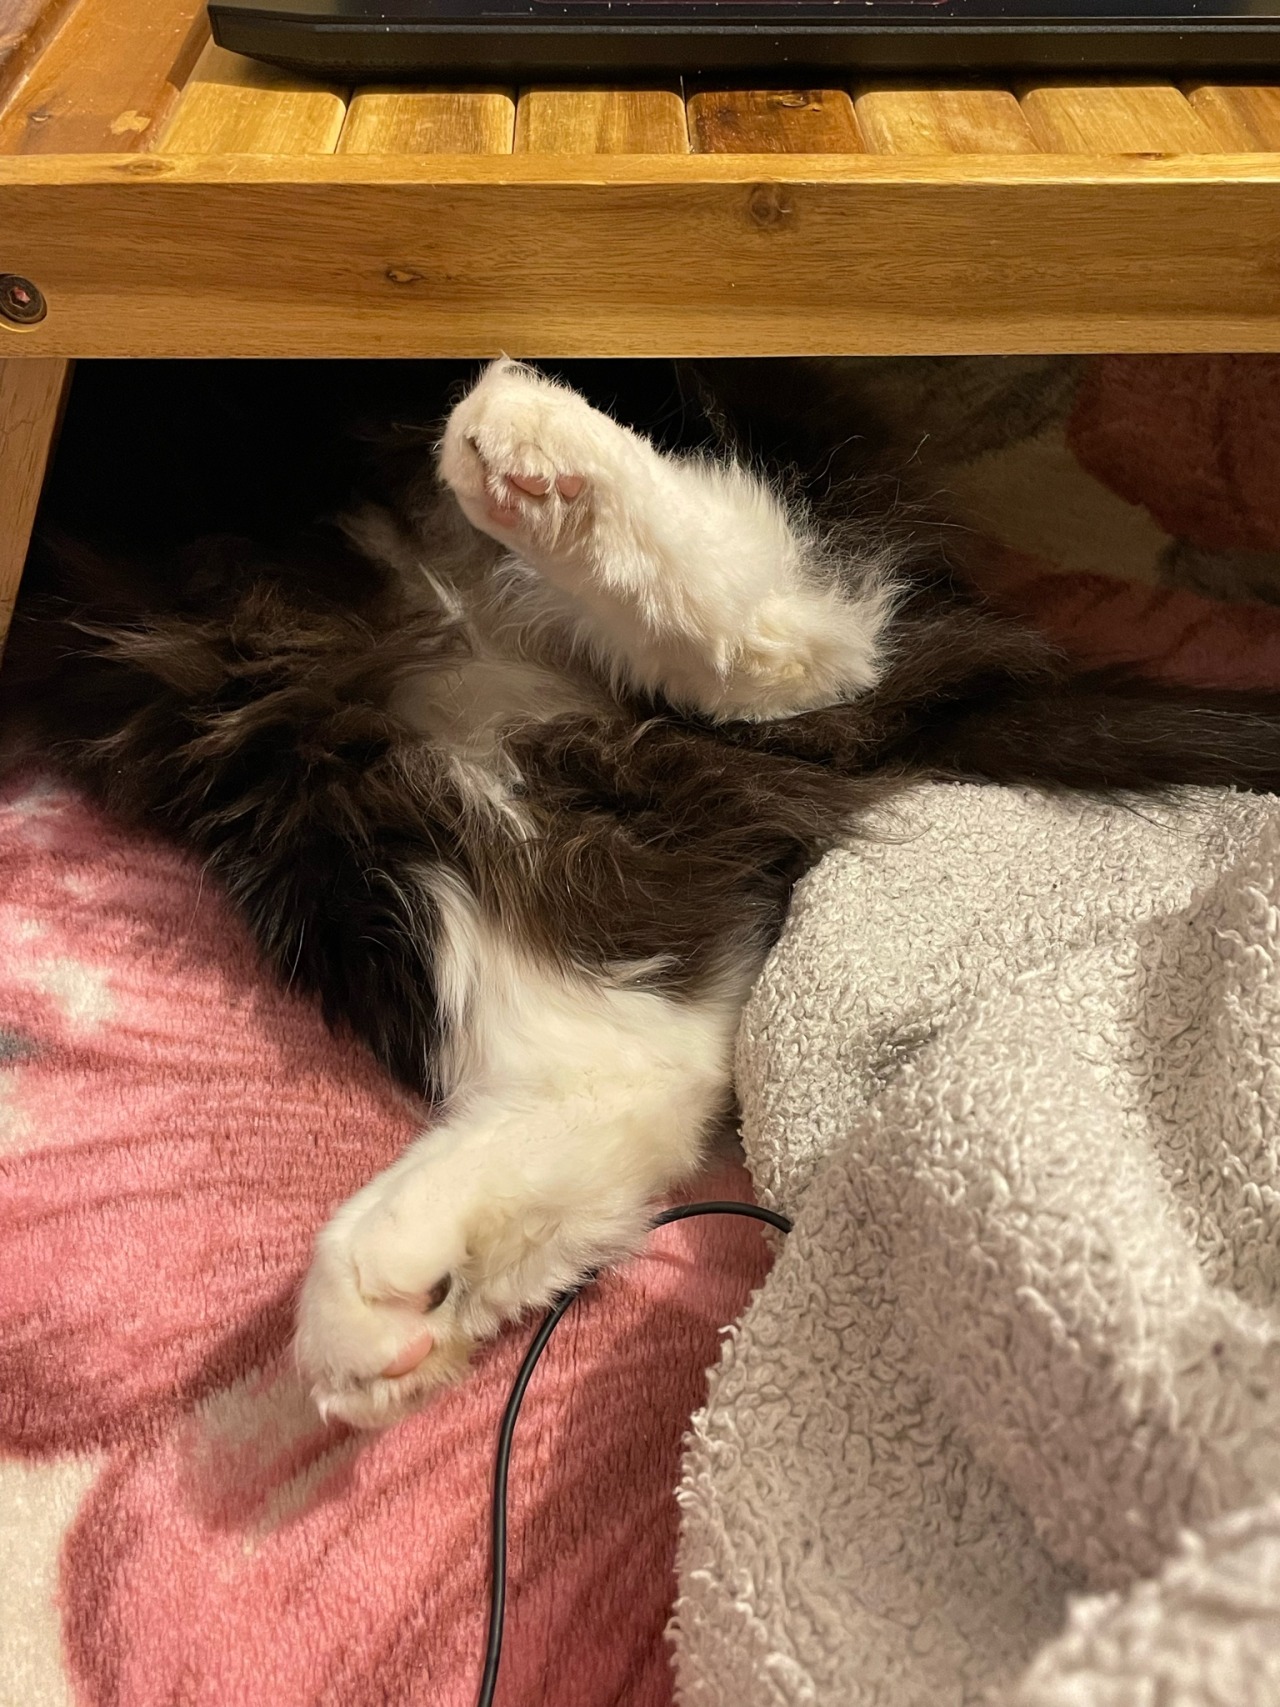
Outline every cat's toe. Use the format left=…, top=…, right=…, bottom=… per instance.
left=307, top=1345, right=477, bottom=1427
left=504, top=471, right=552, bottom=498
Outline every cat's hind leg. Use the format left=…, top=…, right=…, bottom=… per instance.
left=437, top=360, right=898, bottom=722
left=294, top=873, right=743, bottom=1427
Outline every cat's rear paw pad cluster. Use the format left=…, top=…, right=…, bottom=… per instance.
left=465, top=444, right=588, bottom=530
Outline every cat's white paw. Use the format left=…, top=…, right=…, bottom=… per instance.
left=293, top=1115, right=623, bottom=1429
left=438, top=361, right=633, bottom=558
left=437, top=359, right=895, bottom=721
left=294, top=1157, right=478, bottom=1428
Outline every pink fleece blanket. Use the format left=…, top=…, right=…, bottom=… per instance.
left=0, top=776, right=772, bottom=1706
left=4, top=353, right=1280, bottom=1707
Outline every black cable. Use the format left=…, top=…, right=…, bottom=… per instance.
left=476, top=1199, right=793, bottom=1707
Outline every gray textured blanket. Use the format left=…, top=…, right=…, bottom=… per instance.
left=673, top=784, right=1280, bottom=1707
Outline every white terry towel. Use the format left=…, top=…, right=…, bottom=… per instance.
left=672, top=784, right=1280, bottom=1707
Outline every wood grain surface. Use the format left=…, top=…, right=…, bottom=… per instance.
left=4, top=152, right=1280, bottom=357
left=688, top=88, right=860, bottom=153
left=515, top=87, right=687, bottom=153
left=1184, top=83, right=1280, bottom=150
left=340, top=87, right=514, bottom=153
left=1017, top=80, right=1216, bottom=153
left=854, top=84, right=1037, bottom=154
left=160, top=41, right=346, bottom=153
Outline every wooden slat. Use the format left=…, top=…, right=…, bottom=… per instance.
left=1184, top=84, right=1280, bottom=151
left=0, top=0, right=206, bottom=153
left=0, top=356, right=68, bottom=652
left=159, top=42, right=345, bottom=153
left=854, top=85, right=1037, bottom=155
left=8, top=153, right=1280, bottom=358
left=515, top=88, right=687, bottom=153
left=688, top=88, right=861, bottom=153
left=1018, top=81, right=1216, bottom=153
left=339, top=87, right=514, bottom=154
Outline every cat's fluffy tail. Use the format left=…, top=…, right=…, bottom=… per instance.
left=741, top=601, right=1280, bottom=798
left=908, top=670, right=1280, bottom=796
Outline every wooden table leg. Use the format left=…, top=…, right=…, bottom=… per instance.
left=0, top=357, right=70, bottom=655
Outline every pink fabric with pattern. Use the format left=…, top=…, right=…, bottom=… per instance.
left=0, top=782, right=771, bottom=1707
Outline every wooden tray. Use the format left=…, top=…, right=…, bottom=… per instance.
left=2, top=0, right=1280, bottom=358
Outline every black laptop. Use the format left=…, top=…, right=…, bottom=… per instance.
left=208, top=0, right=1280, bottom=83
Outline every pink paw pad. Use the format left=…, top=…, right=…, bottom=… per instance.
left=381, top=1329, right=435, bottom=1380
left=502, top=472, right=585, bottom=502
left=480, top=469, right=587, bottom=528
left=506, top=472, right=552, bottom=497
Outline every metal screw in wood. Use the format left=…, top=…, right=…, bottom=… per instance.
left=0, top=276, right=48, bottom=326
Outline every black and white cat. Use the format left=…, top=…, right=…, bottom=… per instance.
left=8, top=357, right=1280, bottom=1428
